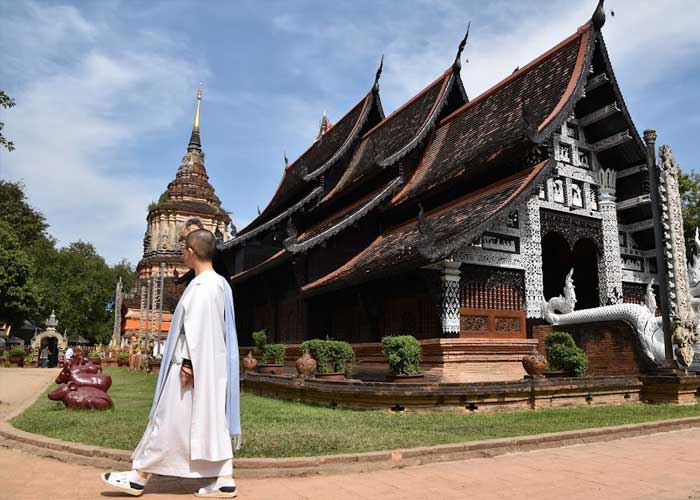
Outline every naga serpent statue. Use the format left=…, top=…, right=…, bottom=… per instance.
left=542, top=256, right=700, bottom=367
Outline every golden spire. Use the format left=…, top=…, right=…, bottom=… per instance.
left=188, top=84, right=203, bottom=151
left=193, top=84, right=202, bottom=131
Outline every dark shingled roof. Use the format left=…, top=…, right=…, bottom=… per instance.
left=302, top=160, right=551, bottom=295
left=286, top=176, right=403, bottom=253
left=392, top=23, right=593, bottom=205
left=238, top=92, right=378, bottom=236
left=322, top=70, right=460, bottom=204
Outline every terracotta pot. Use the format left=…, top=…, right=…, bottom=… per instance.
left=522, top=347, right=548, bottom=378
left=314, top=372, right=346, bottom=381
left=387, top=373, right=425, bottom=384
left=242, top=351, right=258, bottom=372
left=117, top=358, right=129, bottom=367
left=89, top=357, right=102, bottom=365
left=296, top=352, right=317, bottom=377
left=9, top=355, right=25, bottom=368
left=149, top=358, right=161, bottom=375
left=258, top=364, right=284, bottom=375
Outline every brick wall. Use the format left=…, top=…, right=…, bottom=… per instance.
left=532, top=321, right=647, bottom=376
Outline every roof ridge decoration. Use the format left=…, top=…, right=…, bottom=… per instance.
left=373, top=55, right=384, bottom=93
left=452, top=21, right=471, bottom=72
left=219, top=185, right=323, bottom=249
left=284, top=176, right=403, bottom=253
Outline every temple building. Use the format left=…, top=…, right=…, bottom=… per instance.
left=117, top=88, right=231, bottom=349
left=219, top=2, right=699, bottom=382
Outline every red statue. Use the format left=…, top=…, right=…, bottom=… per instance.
left=48, top=382, right=113, bottom=410
left=55, top=365, right=112, bottom=392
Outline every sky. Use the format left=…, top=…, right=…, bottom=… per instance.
left=1, top=0, right=699, bottom=265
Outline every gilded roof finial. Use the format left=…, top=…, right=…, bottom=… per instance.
left=188, top=84, right=203, bottom=152
left=317, top=111, right=331, bottom=140
left=373, top=54, right=384, bottom=92
left=453, top=21, right=471, bottom=71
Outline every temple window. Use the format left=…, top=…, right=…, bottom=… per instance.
left=566, top=123, right=579, bottom=139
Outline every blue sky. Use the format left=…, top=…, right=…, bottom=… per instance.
left=1, top=0, right=698, bottom=265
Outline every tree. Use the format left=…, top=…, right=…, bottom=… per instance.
left=678, top=167, right=700, bottom=259
left=0, top=221, right=38, bottom=325
left=0, top=180, right=49, bottom=248
left=0, top=90, right=15, bottom=152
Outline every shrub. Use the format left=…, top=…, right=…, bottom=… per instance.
left=301, top=339, right=331, bottom=373
left=250, top=330, right=285, bottom=364
left=117, top=352, right=129, bottom=360
left=8, top=347, right=25, bottom=357
left=382, top=335, right=422, bottom=375
left=252, top=330, right=267, bottom=357
left=263, top=344, right=286, bottom=365
left=544, top=331, right=588, bottom=377
left=88, top=351, right=100, bottom=359
left=328, top=340, right=355, bottom=374
left=301, top=339, right=355, bottom=374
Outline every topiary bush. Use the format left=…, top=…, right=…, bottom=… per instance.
left=328, top=340, right=355, bottom=374
left=117, top=352, right=129, bottom=360
left=381, top=335, right=422, bottom=376
left=544, top=331, right=588, bottom=377
left=301, top=339, right=331, bottom=373
left=251, top=330, right=286, bottom=364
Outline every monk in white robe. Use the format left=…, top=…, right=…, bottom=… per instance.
left=102, top=229, right=241, bottom=498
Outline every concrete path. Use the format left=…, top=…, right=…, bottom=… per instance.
left=0, top=367, right=56, bottom=419
left=1, top=367, right=699, bottom=500
left=1, top=428, right=699, bottom=500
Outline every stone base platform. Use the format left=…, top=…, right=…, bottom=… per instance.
left=243, top=338, right=539, bottom=384
left=242, top=373, right=644, bottom=412
left=641, top=371, right=700, bottom=404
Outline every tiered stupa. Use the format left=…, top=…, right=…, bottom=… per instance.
left=121, top=87, right=231, bottom=347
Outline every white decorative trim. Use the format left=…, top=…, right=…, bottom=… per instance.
left=617, top=164, right=644, bottom=179
left=521, top=196, right=544, bottom=318
left=616, top=194, right=651, bottom=211
left=619, top=219, right=654, bottom=233
left=440, top=260, right=461, bottom=335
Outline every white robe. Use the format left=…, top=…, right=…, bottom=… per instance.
left=131, top=270, right=233, bottom=478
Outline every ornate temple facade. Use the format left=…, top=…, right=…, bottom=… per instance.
left=116, top=89, right=231, bottom=348
left=219, top=4, right=660, bottom=360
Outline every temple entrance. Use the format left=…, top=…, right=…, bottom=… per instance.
left=542, top=233, right=573, bottom=302
left=542, top=233, right=599, bottom=309
left=572, top=238, right=599, bottom=309
left=41, top=337, right=59, bottom=367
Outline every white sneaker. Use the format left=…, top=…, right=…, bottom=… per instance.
left=194, top=478, right=237, bottom=498
left=101, top=471, right=147, bottom=496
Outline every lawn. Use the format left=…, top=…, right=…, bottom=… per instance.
left=11, top=367, right=700, bottom=458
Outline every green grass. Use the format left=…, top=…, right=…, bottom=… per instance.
left=11, top=368, right=700, bottom=458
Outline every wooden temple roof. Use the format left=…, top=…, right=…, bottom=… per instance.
left=231, top=90, right=381, bottom=241
left=392, top=22, right=594, bottom=206
left=322, top=69, right=465, bottom=204
left=302, top=160, right=552, bottom=295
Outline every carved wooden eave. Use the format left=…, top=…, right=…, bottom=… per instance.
left=417, top=159, right=555, bottom=260
left=219, top=186, right=323, bottom=249
left=284, top=176, right=403, bottom=253
left=229, top=249, right=290, bottom=284
left=578, top=101, right=621, bottom=127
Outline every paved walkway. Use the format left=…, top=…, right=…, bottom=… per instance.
left=1, top=428, right=698, bottom=500
left=0, top=367, right=55, bottom=419
left=1, top=368, right=699, bottom=500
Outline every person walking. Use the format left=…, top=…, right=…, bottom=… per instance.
left=101, top=229, right=241, bottom=498
left=63, top=346, right=74, bottom=366
left=39, top=346, right=49, bottom=368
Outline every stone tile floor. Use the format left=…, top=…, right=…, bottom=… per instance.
left=1, top=428, right=699, bottom=499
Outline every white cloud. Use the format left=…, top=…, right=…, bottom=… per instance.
left=0, top=1, right=206, bottom=265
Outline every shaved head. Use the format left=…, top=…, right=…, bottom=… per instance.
left=185, top=229, right=216, bottom=262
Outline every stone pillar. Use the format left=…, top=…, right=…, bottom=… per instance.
left=644, top=129, right=674, bottom=363
left=521, top=196, right=544, bottom=318
left=440, top=260, right=461, bottom=335
left=596, top=168, right=623, bottom=305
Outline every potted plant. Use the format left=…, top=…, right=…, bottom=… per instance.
left=149, top=356, right=162, bottom=375
left=253, top=330, right=286, bottom=375
left=88, top=351, right=102, bottom=366
left=544, top=331, right=587, bottom=377
left=300, top=339, right=354, bottom=380
left=117, top=352, right=129, bottom=367
left=382, top=335, right=424, bottom=383
left=8, top=348, right=26, bottom=367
